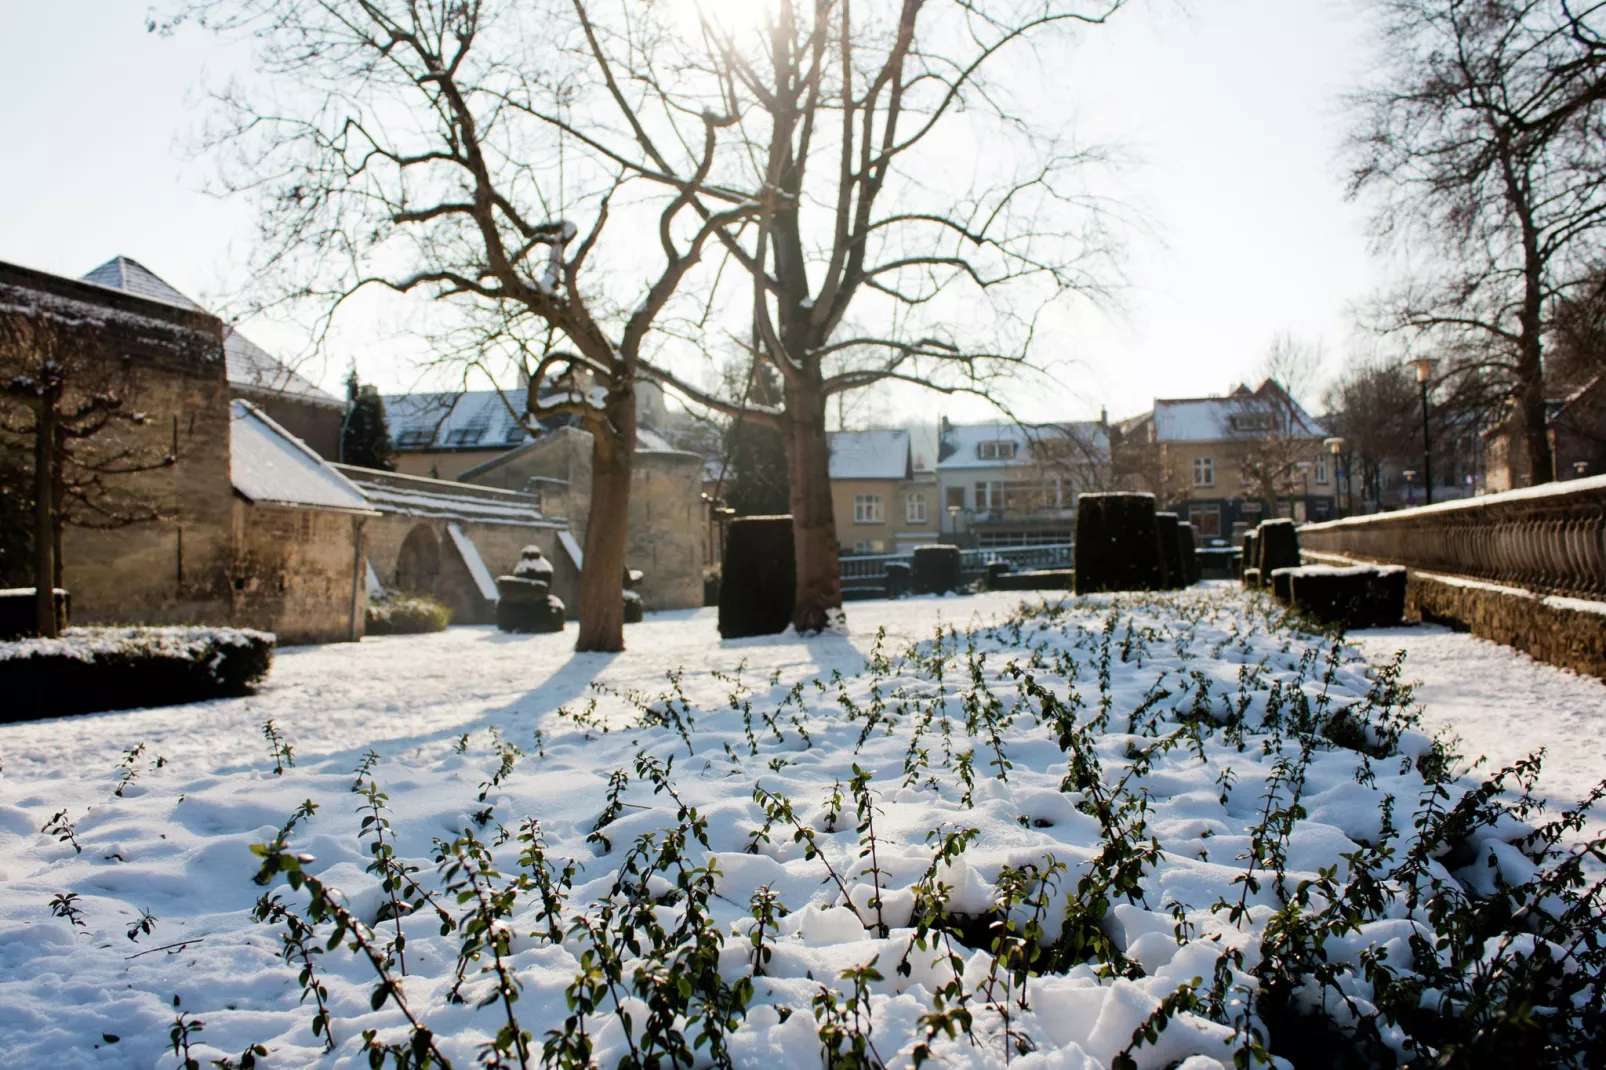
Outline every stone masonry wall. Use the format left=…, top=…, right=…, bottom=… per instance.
left=229, top=500, right=364, bottom=644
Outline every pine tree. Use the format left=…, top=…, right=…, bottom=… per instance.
left=342, top=371, right=395, bottom=471
left=722, top=364, right=788, bottom=516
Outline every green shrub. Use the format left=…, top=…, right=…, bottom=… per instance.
left=366, top=594, right=451, bottom=635
left=0, top=626, right=274, bottom=720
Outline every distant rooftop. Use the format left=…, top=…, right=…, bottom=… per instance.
left=384, top=388, right=675, bottom=452
left=937, top=420, right=1109, bottom=469
left=1152, top=380, right=1324, bottom=442
left=81, top=256, right=341, bottom=409
left=829, top=429, right=912, bottom=480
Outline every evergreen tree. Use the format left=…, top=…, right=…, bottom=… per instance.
left=721, top=364, right=788, bottom=516
left=342, top=371, right=396, bottom=471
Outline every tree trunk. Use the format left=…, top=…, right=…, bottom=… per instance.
left=1515, top=182, right=1555, bottom=485
left=574, top=387, right=634, bottom=653
left=783, top=377, right=842, bottom=633
left=33, top=400, right=58, bottom=638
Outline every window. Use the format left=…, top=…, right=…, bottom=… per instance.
left=905, top=493, right=927, bottom=523
left=977, top=440, right=1018, bottom=460
left=853, top=494, right=884, bottom=523
left=973, top=481, right=1003, bottom=510
left=444, top=427, right=485, bottom=447
left=396, top=428, right=434, bottom=448
left=1193, top=456, right=1214, bottom=487
left=1314, top=457, right=1329, bottom=484
left=505, top=422, right=528, bottom=443
left=1228, top=412, right=1274, bottom=433
left=946, top=485, right=965, bottom=511
left=1190, top=503, right=1221, bottom=537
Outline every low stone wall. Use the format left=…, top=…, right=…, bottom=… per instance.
left=1303, top=549, right=1606, bottom=679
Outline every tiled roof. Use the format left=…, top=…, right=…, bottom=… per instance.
left=230, top=401, right=373, bottom=512
left=81, top=256, right=341, bottom=408
left=384, top=390, right=534, bottom=451
left=937, top=421, right=1109, bottom=470
left=224, top=329, right=342, bottom=408
left=829, top=429, right=911, bottom=480
left=81, top=256, right=204, bottom=311
left=1152, top=381, right=1324, bottom=442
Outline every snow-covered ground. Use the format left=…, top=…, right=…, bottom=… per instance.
left=0, top=587, right=1600, bottom=1069
left=1348, top=624, right=1606, bottom=816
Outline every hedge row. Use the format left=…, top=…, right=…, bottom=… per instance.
left=0, top=626, right=275, bottom=720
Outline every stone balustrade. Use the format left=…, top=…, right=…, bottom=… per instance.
left=1299, top=475, right=1606, bottom=601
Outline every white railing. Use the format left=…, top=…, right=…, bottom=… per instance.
left=839, top=542, right=1075, bottom=584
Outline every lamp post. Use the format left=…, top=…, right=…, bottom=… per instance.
left=1405, top=357, right=1438, bottom=505
left=947, top=503, right=962, bottom=545
left=1323, top=436, right=1346, bottom=517
left=1402, top=469, right=1417, bottom=508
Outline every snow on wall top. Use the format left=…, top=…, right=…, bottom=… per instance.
left=80, top=255, right=340, bottom=407
left=447, top=523, right=499, bottom=602
left=829, top=429, right=911, bottom=480
left=230, top=400, right=373, bottom=513
left=1302, top=471, right=1606, bottom=530
left=334, top=465, right=556, bottom=527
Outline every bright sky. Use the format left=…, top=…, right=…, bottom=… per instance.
left=0, top=0, right=1380, bottom=424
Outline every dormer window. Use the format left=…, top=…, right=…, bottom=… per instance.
left=396, top=428, right=434, bottom=448
left=1228, top=412, right=1275, bottom=433
left=977, top=440, right=1017, bottom=460
left=444, top=427, right=485, bottom=447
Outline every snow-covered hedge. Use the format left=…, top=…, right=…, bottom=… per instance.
left=366, top=593, right=451, bottom=635
left=0, top=626, right=273, bottom=719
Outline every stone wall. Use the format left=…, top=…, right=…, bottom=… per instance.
left=462, top=428, right=705, bottom=611
left=1405, top=571, right=1606, bottom=680
left=364, top=513, right=577, bottom=624
left=1302, top=549, right=1606, bottom=680
left=1, top=260, right=239, bottom=628
left=229, top=500, right=365, bottom=644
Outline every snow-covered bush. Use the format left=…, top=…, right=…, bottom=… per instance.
left=366, top=593, right=451, bottom=635
left=13, top=591, right=1606, bottom=1067
left=0, top=625, right=273, bottom=718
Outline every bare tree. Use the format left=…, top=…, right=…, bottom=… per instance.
left=0, top=314, right=178, bottom=637
left=1228, top=335, right=1326, bottom=516
left=535, top=0, right=1127, bottom=630
left=1347, top=0, right=1606, bottom=486
left=178, top=0, right=755, bottom=651
left=1321, top=354, right=1419, bottom=510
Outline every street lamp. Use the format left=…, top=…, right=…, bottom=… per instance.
left=1405, top=357, right=1438, bottom=505
left=1574, top=461, right=1591, bottom=479
left=1402, top=469, right=1417, bottom=507
left=947, top=503, right=961, bottom=544
left=1322, top=436, right=1346, bottom=517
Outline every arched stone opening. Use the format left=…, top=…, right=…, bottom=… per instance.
left=394, top=523, right=441, bottom=594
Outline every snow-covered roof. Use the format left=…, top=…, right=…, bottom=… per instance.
left=829, top=429, right=911, bottom=480
left=224, top=330, right=342, bottom=408
left=81, top=256, right=341, bottom=408
left=384, top=390, right=535, bottom=451
left=334, top=465, right=558, bottom=527
left=230, top=400, right=373, bottom=513
left=1152, top=382, right=1324, bottom=442
left=937, top=421, right=1109, bottom=470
